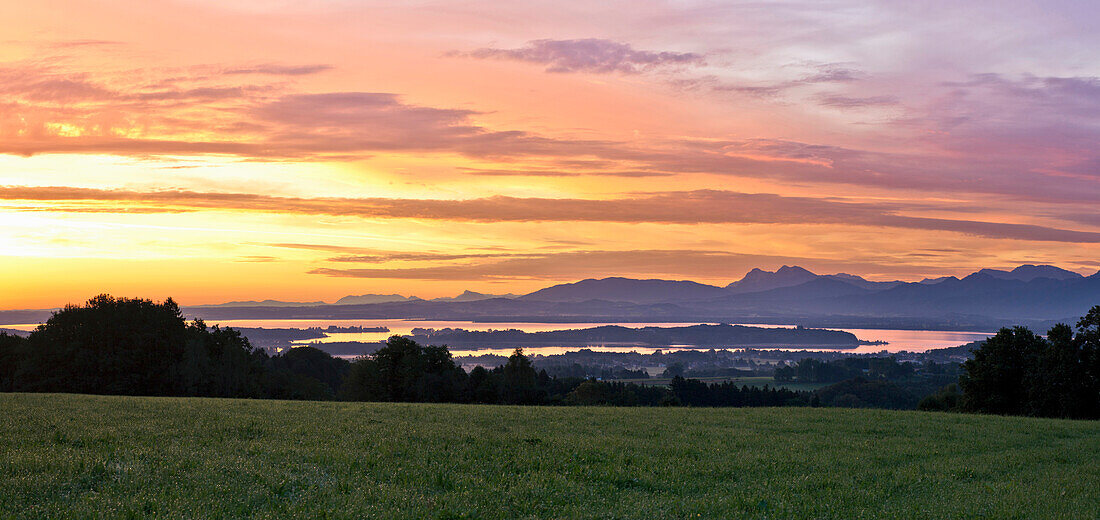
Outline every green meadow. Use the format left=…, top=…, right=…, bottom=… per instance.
left=1, top=393, right=1097, bottom=519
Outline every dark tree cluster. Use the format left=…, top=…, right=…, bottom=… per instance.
left=814, top=378, right=920, bottom=409
left=563, top=380, right=675, bottom=406
left=338, top=336, right=468, bottom=402
left=772, top=355, right=960, bottom=408
left=945, top=306, right=1100, bottom=419
left=668, top=377, right=804, bottom=407
left=538, top=362, right=649, bottom=380
left=774, top=357, right=916, bottom=383
left=337, top=339, right=808, bottom=407
left=0, top=295, right=348, bottom=400
left=681, top=367, right=753, bottom=378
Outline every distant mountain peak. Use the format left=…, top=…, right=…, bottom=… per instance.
left=520, top=277, right=725, bottom=303
left=825, top=273, right=902, bottom=291
left=777, top=265, right=815, bottom=275
left=431, top=290, right=518, bottom=302
left=976, top=265, right=1082, bottom=282
left=333, top=294, right=413, bottom=305
left=726, top=265, right=819, bottom=293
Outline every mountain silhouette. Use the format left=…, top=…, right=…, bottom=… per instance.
left=334, top=294, right=418, bottom=305
left=519, top=277, right=726, bottom=303
left=975, top=264, right=1083, bottom=282
left=4, top=264, right=1095, bottom=331
left=725, top=265, right=818, bottom=293
left=430, top=290, right=518, bottom=302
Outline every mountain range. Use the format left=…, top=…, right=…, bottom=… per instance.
left=508, top=264, right=1095, bottom=322
left=2, top=265, right=1096, bottom=331
left=184, top=264, right=1090, bottom=309
left=333, top=290, right=519, bottom=305
left=173, top=264, right=1100, bottom=330
left=524, top=265, right=911, bottom=303
left=190, top=291, right=521, bottom=307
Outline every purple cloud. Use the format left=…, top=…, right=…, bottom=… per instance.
left=462, top=39, right=705, bottom=74
left=221, top=64, right=333, bottom=76
left=816, top=94, right=899, bottom=108
left=252, top=92, right=480, bottom=147
left=672, top=65, right=867, bottom=99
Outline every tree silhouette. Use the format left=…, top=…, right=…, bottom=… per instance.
left=958, top=306, right=1100, bottom=419
left=6, top=295, right=344, bottom=401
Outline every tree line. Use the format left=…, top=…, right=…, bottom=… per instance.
left=775, top=357, right=923, bottom=383
left=0, top=296, right=808, bottom=408
left=0, top=296, right=349, bottom=400
left=2, top=296, right=1097, bottom=418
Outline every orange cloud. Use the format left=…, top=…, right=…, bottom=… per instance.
left=3, top=186, right=1099, bottom=243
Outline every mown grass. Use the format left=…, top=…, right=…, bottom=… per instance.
left=1, top=393, right=1097, bottom=519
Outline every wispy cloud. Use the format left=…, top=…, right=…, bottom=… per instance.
left=307, top=249, right=940, bottom=281
left=458, top=167, right=673, bottom=178
left=220, top=63, right=333, bottom=76
left=49, top=40, right=124, bottom=49
left=4, top=186, right=1099, bottom=243
left=815, top=93, right=899, bottom=108
left=457, top=38, right=705, bottom=74
left=671, top=64, right=865, bottom=99
left=234, top=255, right=279, bottom=263
left=326, top=251, right=535, bottom=263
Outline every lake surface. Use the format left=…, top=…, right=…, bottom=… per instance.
left=206, top=319, right=991, bottom=355
left=4, top=318, right=992, bottom=355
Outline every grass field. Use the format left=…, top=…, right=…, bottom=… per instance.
left=1, top=394, right=1098, bottom=519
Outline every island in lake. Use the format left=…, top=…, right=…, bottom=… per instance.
left=407, top=323, right=865, bottom=350
left=233, top=325, right=390, bottom=350
left=239, top=323, right=872, bottom=356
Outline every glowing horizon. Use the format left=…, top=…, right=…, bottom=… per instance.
left=3, top=0, right=1099, bottom=309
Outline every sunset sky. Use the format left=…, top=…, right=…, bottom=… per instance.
left=3, top=0, right=1100, bottom=308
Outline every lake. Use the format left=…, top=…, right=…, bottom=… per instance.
left=194, top=319, right=991, bottom=355
left=3, top=318, right=992, bottom=355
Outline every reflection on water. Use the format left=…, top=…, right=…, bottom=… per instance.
left=834, top=328, right=992, bottom=353
left=449, top=345, right=731, bottom=357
